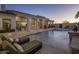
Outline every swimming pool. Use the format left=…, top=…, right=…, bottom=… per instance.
left=29, top=31, right=72, bottom=54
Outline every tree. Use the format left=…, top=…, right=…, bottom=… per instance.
left=75, top=11, right=79, bottom=18
left=75, top=11, right=79, bottom=27
left=62, top=20, right=69, bottom=24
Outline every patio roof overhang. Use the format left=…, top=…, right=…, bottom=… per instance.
left=0, top=10, right=50, bottom=20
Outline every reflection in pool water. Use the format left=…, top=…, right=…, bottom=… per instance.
left=29, top=31, right=71, bottom=54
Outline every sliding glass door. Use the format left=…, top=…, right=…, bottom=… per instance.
left=3, top=19, right=11, bottom=30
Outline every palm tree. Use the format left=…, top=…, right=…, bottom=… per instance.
left=75, top=11, right=79, bottom=28
left=75, top=11, right=79, bottom=18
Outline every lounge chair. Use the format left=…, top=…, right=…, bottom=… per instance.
left=0, top=35, right=42, bottom=54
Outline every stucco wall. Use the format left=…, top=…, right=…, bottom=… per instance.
left=0, top=13, right=16, bottom=30
left=0, top=17, right=3, bottom=30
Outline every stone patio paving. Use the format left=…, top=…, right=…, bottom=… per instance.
left=0, top=28, right=73, bottom=54
left=1, top=28, right=54, bottom=39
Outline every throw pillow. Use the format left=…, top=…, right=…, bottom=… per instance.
left=8, top=38, right=14, bottom=43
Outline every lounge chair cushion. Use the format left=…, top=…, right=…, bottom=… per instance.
left=2, top=40, right=42, bottom=54
left=16, top=36, right=30, bottom=44
left=0, top=35, right=14, bottom=43
left=0, top=38, right=2, bottom=44
left=2, top=40, right=18, bottom=53
left=0, top=38, right=3, bottom=51
left=0, top=35, right=8, bottom=41
left=21, top=40, right=42, bottom=53
left=13, top=43, right=24, bottom=52
left=8, top=37, right=14, bottom=43
left=15, top=38, right=19, bottom=42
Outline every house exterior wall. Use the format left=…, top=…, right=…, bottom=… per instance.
left=45, top=20, right=50, bottom=28
left=36, top=18, right=42, bottom=29
left=11, top=16, right=16, bottom=29
left=30, top=17, right=37, bottom=30
left=0, top=12, right=52, bottom=32
left=26, top=16, right=31, bottom=32
left=15, top=16, right=28, bottom=31
left=0, top=17, right=2, bottom=30
left=36, top=18, right=40, bottom=30
left=0, top=13, right=16, bottom=30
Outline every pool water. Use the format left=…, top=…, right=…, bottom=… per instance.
left=29, top=31, right=72, bottom=54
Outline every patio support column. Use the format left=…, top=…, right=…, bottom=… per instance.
left=36, top=18, right=39, bottom=30
left=25, top=18, right=27, bottom=31
left=44, top=19, right=47, bottom=29
left=27, top=17, right=31, bottom=32
left=37, top=18, right=40, bottom=30
left=47, top=20, right=49, bottom=28
left=42, top=19, right=45, bottom=29
left=34, top=18, right=37, bottom=30
left=0, top=18, right=3, bottom=30
left=11, top=17, right=16, bottom=30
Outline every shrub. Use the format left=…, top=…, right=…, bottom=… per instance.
left=0, top=29, right=15, bottom=33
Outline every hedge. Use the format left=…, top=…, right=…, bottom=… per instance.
left=0, top=29, right=15, bottom=33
